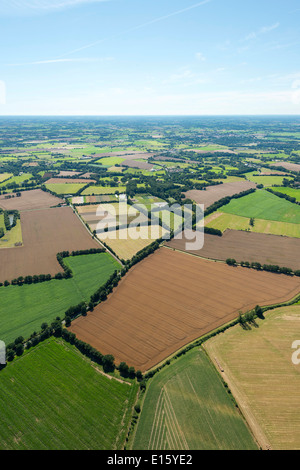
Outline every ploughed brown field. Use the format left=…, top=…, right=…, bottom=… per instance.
left=0, top=206, right=100, bottom=282
left=57, top=171, right=82, bottom=177
left=0, top=189, right=63, bottom=211
left=69, top=248, right=300, bottom=372
left=272, top=162, right=300, bottom=172
left=121, top=160, right=153, bottom=170
left=185, top=181, right=256, bottom=208
left=166, top=229, right=300, bottom=270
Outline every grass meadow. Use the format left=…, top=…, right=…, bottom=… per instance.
left=0, top=337, right=138, bottom=450
left=221, top=189, right=300, bottom=224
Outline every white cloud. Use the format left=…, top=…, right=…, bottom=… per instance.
left=162, top=70, right=195, bottom=85
left=6, top=57, right=113, bottom=66
left=0, top=0, right=108, bottom=15
left=0, top=80, right=6, bottom=105
left=244, top=22, right=280, bottom=41
left=196, top=52, right=206, bottom=61
left=4, top=88, right=300, bottom=116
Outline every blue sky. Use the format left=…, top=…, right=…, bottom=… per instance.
left=0, top=0, right=299, bottom=115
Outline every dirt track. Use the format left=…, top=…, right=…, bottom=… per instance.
left=0, top=206, right=99, bottom=282
left=166, top=229, right=300, bottom=270
left=69, top=248, right=300, bottom=372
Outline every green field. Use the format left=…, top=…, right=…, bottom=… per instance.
left=269, top=187, right=300, bottom=202
left=96, top=156, right=126, bottom=166
left=205, top=305, right=300, bottom=450
left=0, top=337, right=138, bottom=450
left=0, top=173, right=34, bottom=188
left=82, top=185, right=126, bottom=195
left=221, top=189, right=300, bottom=224
left=131, top=348, right=257, bottom=450
left=45, top=183, right=87, bottom=195
left=205, top=211, right=300, bottom=238
left=0, top=253, right=120, bottom=344
left=245, top=172, right=293, bottom=186
left=0, top=173, right=13, bottom=183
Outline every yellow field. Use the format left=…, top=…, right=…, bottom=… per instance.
left=205, top=305, right=300, bottom=450
left=98, top=225, right=167, bottom=260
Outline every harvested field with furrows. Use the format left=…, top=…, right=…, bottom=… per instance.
left=0, top=206, right=100, bottom=282
left=185, top=181, right=256, bottom=208
left=205, top=305, right=300, bottom=450
left=272, top=162, right=300, bottom=172
left=166, top=229, right=300, bottom=270
left=121, top=160, right=153, bottom=170
left=69, top=248, right=300, bottom=372
left=0, top=189, right=63, bottom=211
left=57, top=171, right=82, bottom=177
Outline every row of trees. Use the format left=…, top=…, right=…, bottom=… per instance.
left=5, top=319, right=144, bottom=382
left=226, top=258, right=299, bottom=276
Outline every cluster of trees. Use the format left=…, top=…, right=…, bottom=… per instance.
left=204, top=226, right=222, bottom=237
left=238, top=305, right=263, bottom=328
left=3, top=210, right=19, bottom=231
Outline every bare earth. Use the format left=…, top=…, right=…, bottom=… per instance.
left=272, top=162, right=300, bottom=172
left=0, top=206, right=100, bottom=282
left=69, top=248, right=300, bottom=372
left=121, top=160, right=153, bottom=170
left=166, top=229, right=300, bottom=270
left=0, top=189, right=63, bottom=211
left=185, top=181, right=256, bottom=208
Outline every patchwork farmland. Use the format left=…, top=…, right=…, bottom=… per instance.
left=69, top=248, right=300, bottom=372
left=0, top=252, right=119, bottom=344
left=1, top=116, right=300, bottom=451
left=0, top=206, right=101, bottom=282
left=77, top=202, right=148, bottom=234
